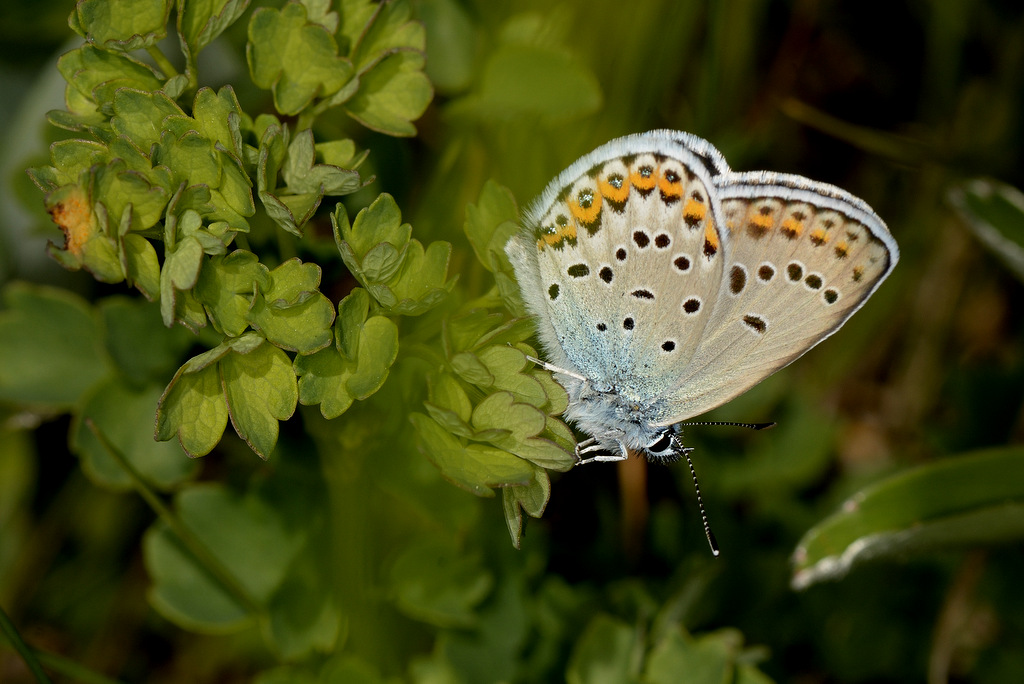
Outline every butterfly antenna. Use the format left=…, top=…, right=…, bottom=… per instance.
left=681, top=446, right=719, bottom=557
left=678, top=420, right=776, bottom=431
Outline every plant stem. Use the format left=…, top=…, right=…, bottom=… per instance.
left=0, top=604, right=52, bottom=683
left=85, top=420, right=264, bottom=618
left=34, top=651, right=126, bottom=684
left=146, top=46, right=179, bottom=80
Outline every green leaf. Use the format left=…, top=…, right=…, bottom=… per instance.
left=502, top=468, right=550, bottom=549
left=334, top=191, right=410, bottom=262
left=154, top=129, right=255, bottom=230
left=424, top=402, right=473, bottom=439
left=300, top=0, right=339, bottom=33
left=333, top=194, right=455, bottom=315
left=389, top=536, right=493, bottom=628
left=428, top=372, right=472, bottom=422
left=464, top=180, right=519, bottom=273
left=248, top=259, right=336, bottom=354
left=473, top=392, right=544, bottom=439
left=472, top=392, right=574, bottom=470
left=337, top=0, right=381, bottom=55
left=156, top=129, right=221, bottom=189
left=0, top=283, right=112, bottom=408
left=315, top=138, right=366, bottom=170
left=294, top=346, right=356, bottom=418
left=262, top=192, right=322, bottom=236
left=260, top=129, right=362, bottom=235
left=534, top=369, right=570, bottom=416
left=344, top=50, right=432, bottom=137
left=122, top=234, right=161, bottom=299
left=190, top=86, right=247, bottom=158
left=194, top=250, right=266, bottom=337
left=266, top=563, right=342, bottom=660
left=446, top=310, right=507, bottom=354
left=348, top=0, right=425, bottom=72
left=792, top=446, right=1024, bottom=590
left=476, top=345, right=547, bottom=407
left=41, top=139, right=107, bottom=186
left=93, top=159, right=171, bottom=232
left=178, top=0, right=252, bottom=62
left=450, top=351, right=493, bottom=386
left=160, top=234, right=205, bottom=327
left=566, top=614, right=639, bottom=684
left=100, top=296, right=194, bottom=384
left=175, top=285, right=209, bottom=333
left=410, top=413, right=534, bottom=496
left=948, top=178, right=1024, bottom=282
left=71, top=378, right=198, bottom=490
left=346, top=316, right=400, bottom=397
left=420, top=0, right=476, bottom=93
left=282, top=129, right=361, bottom=195
left=144, top=483, right=303, bottom=631
left=336, top=287, right=370, bottom=360
left=383, top=239, right=457, bottom=315
left=111, top=88, right=186, bottom=152
left=295, top=306, right=399, bottom=419
left=58, top=45, right=164, bottom=111
left=319, top=655, right=385, bottom=684
left=247, top=2, right=356, bottom=115
left=72, top=0, right=172, bottom=51
left=453, top=42, right=601, bottom=124
left=155, top=360, right=229, bottom=457
left=221, top=339, right=298, bottom=459
left=643, top=628, right=749, bottom=684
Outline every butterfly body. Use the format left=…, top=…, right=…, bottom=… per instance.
left=506, top=130, right=898, bottom=464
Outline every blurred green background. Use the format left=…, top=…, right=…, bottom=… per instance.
left=2, top=0, right=1024, bottom=682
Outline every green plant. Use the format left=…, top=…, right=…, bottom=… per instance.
left=4, top=0, right=600, bottom=677
left=4, top=1, right=1024, bottom=682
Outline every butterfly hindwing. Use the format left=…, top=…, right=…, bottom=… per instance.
left=655, top=173, right=898, bottom=424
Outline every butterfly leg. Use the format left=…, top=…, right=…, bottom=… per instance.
left=525, top=355, right=588, bottom=382
left=575, top=438, right=628, bottom=465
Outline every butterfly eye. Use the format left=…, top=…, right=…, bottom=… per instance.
left=646, top=430, right=676, bottom=457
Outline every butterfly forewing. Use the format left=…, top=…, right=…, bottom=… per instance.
left=517, top=141, right=727, bottom=398
left=655, top=175, right=897, bottom=424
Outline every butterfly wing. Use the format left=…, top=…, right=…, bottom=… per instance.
left=653, top=172, right=898, bottom=425
left=506, top=132, right=730, bottom=399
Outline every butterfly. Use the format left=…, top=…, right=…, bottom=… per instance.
left=505, top=130, right=898, bottom=551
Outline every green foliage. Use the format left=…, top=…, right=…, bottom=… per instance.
left=0, top=283, right=113, bottom=408
left=3, top=1, right=1024, bottom=683
left=793, top=447, right=1024, bottom=589
left=949, top=178, right=1024, bottom=282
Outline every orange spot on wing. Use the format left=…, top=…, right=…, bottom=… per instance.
left=537, top=220, right=578, bottom=250
left=569, top=192, right=602, bottom=225
left=810, top=227, right=828, bottom=245
left=657, top=171, right=682, bottom=199
left=599, top=177, right=629, bottom=203
left=683, top=198, right=706, bottom=222
left=704, top=222, right=720, bottom=251
left=561, top=221, right=578, bottom=242
left=630, top=168, right=656, bottom=192
left=781, top=218, right=803, bottom=238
